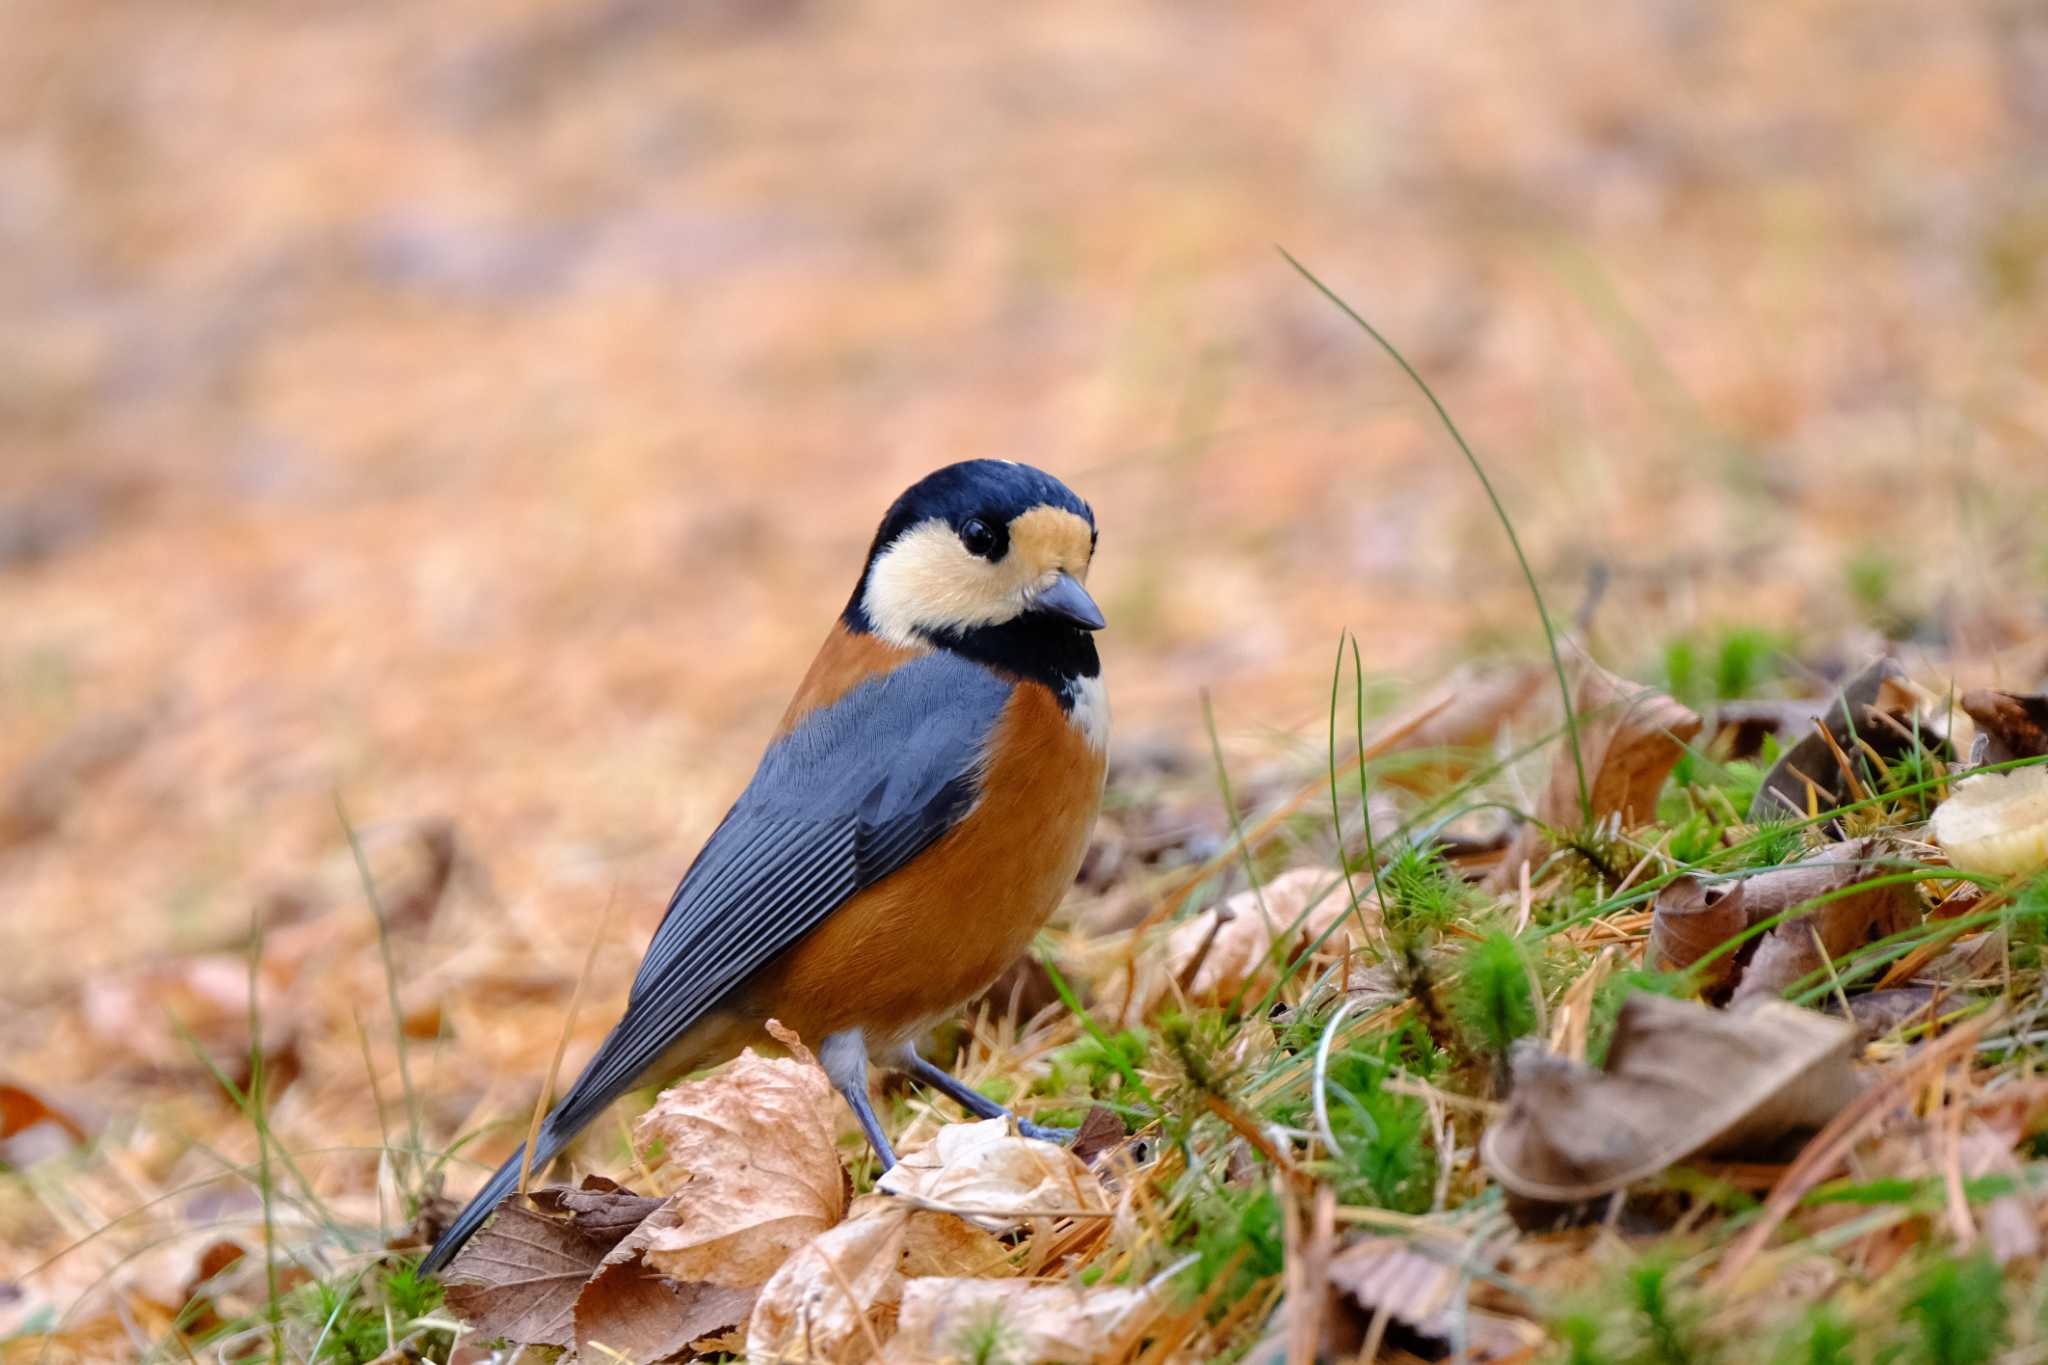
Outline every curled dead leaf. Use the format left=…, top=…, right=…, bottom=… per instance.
left=887, top=1277, right=1166, bottom=1364
left=1961, top=688, right=2048, bottom=766
left=1931, top=765, right=2048, bottom=880
left=1749, top=658, right=1931, bottom=822
left=1728, top=838, right=1921, bottom=1007
left=1112, top=867, right=1371, bottom=1022
left=877, top=1117, right=1110, bottom=1234
left=1709, top=699, right=1826, bottom=762
left=1492, top=661, right=1700, bottom=885
left=900, top=1209, right=1016, bottom=1280
left=1479, top=993, right=1860, bottom=1213
left=746, top=1200, right=909, bottom=1365
left=1647, top=875, right=1749, bottom=991
left=1320, top=1235, right=1540, bottom=1363
left=632, top=1021, right=848, bottom=1287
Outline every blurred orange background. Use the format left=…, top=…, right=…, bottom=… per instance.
left=2, top=0, right=2044, bottom=1308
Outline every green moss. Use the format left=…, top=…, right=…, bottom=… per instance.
left=1186, top=1185, right=1285, bottom=1303
left=1450, top=930, right=1539, bottom=1090
left=1905, top=1251, right=2009, bottom=1365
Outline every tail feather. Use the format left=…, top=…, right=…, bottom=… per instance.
left=420, top=1129, right=563, bottom=1275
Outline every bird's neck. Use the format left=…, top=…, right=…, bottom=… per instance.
left=841, top=607, right=1100, bottom=708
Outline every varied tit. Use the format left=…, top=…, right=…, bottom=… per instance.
left=423, top=459, right=1108, bottom=1273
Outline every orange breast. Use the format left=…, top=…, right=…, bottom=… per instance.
left=741, top=678, right=1106, bottom=1049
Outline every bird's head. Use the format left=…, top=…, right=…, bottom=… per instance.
left=847, top=460, right=1102, bottom=649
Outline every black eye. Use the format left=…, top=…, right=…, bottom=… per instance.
left=960, top=517, right=998, bottom=558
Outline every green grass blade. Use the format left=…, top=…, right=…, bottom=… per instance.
left=1279, top=246, right=1591, bottom=825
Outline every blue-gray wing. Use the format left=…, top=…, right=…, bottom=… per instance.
left=540, top=651, right=1013, bottom=1136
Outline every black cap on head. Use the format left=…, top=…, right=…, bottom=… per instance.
left=863, top=460, right=1094, bottom=567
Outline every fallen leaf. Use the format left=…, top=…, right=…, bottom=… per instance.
left=442, top=1191, right=651, bottom=1347
left=1067, top=1105, right=1128, bottom=1166
left=746, top=1200, right=909, bottom=1365
left=1324, top=1235, right=1469, bottom=1334
left=1648, top=875, right=1749, bottom=991
left=1113, top=867, right=1371, bottom=1021
left=1479, top=993, right=1861, bottom=1213
left=877, top=1117, right=1110, bottom=1234
left=1750, top=658, right=1930, bottom=821
left=1709, top=699, right=1826, bottom=762
left=887, top=1277, right=1165, bottom=1364
left=530, top=1173, right=667, bottom=1240
left=1320, top=1235, right=1541, bottom=1363
left=1931, top=765, right=2048, bottom=880
left=573, top=1199, right=759, bottom=1365
left=1493, top=661, right=1701, bottom=884
left=1961, top=688, right=2048, bottom=765
left=633, top=1021, right=848, bottom=1286
left=1837, top=986, right=1944, bottom=1043
left=1729, top=838, right=1922, bottom=1006
left=0, top=1079, right=88, bottom=1147
left=900, top=1210, right=1015, bottom=1279
left=79, top=953, right=300, bottom=1092
left=1374, top=662, right=1549, bottom=792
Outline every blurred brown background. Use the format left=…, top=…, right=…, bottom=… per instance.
left=2, top=0, right=2045, bottom=1308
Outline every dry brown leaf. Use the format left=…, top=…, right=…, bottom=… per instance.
left=79, top=953, right=301, bottom=1092
left=441, top=1191, right=652, bottom=1347
left=1647, top=875, right=1749, bottom=991
left=886, top=1277, right=1165, bottom=1364
left=1325, top=1236, right=1468, bottom=1334
left=1729, top=838, right=1920, bottom=1007
left=573, top=1198, right=759, bottom=1365
left=1710, top=699, right=1827, bottom=762
left=1373, top=662, right=1549, bottom=792
left=530, top=1172, right=666, bottom=1238
left=1320, top=1235, right=1540, bottom=1362
left=1493, top=661, right=1701, bottom=885
left=877, top=1117, right=1110, bottom=1234
left=0, top=1079, right=88, bottom=1155
left=746, top=1200, right=910, bottom=1365
left=633, top=1020, right=847, bottom=1287
left=1066, top=1105, right=1128, bottom=1166
left=1479, top=993, right=1860, bottom=1212
left=1840, top=986, right=1944, bottom=1043
left=1750, top=658, right=1927, bottom=821
left=1112, top=867, right=1371, bottom=1021
left=900, top=1210, right=1016, bottom=1279
left=1961, top=688, right=2048, bottom=765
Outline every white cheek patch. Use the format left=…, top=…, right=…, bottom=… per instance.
left=1066, top=673, right=1110, bottom=754
left=863, top=521, right=1025, bottom=645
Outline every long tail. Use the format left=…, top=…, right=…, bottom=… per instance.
left=419, top=1124, right=568, bottom=1274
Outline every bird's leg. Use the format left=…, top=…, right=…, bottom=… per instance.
left=897, top=1046, right=1078, bottom=1145
left=819, top=1029, right=897, bottom=1170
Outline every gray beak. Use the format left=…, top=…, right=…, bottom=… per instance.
left=1033, top=572, right=1106, bottom=631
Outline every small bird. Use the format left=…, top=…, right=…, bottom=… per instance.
left=422, top=460, right=1108, bottom=1273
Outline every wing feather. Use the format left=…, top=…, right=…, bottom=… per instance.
left=540, top=652, right=1010, bottom=1138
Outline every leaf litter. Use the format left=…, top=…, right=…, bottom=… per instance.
left=315, top=632, right=2048, bottom=1363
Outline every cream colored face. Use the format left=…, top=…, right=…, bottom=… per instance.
left=862, top=505, right=1096, bottom=645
